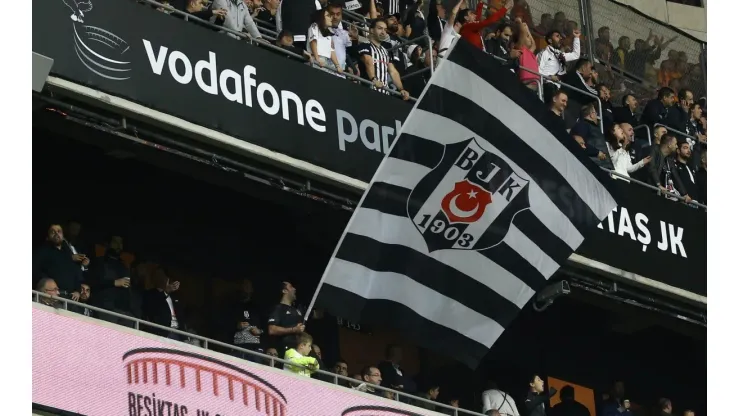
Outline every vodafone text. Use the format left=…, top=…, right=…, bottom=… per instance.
left=142, top=40, right=403, bottom=154
left=598, top=206, right=687, bottom=258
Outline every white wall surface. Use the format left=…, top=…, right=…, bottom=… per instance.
left=613, top=0, right=706, bottom=42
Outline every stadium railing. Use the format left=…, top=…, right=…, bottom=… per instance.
left=142, top=0, right=417, bottom=101
left=32, top=290, right=487, bottom=416
left=599, top=166, right=706, bottom=210
left=137, top=0, right=617, bottom=128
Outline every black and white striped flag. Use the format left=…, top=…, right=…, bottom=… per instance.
left=308, top=41, right=617, bottom=368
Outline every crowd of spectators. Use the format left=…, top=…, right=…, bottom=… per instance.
left=561, top=85, right=707, bottom=205
left=137, top=0, right=708, bottom=208
left=33, top=219, right=701, bottom=416
left=142, top=0, right=706, bottom=99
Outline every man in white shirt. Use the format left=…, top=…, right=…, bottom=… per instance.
left=536, top=29, right=580, bottom=80
left=482, top=382, right=520, bottom=416
left=327, top=2, right=353, bottom=72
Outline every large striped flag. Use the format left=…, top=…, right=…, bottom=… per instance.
left=308, top=40, right=617, bottom=368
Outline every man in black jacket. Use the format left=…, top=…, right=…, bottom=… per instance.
left=488, top=23, right=519, bottom=74
left=665, top=88, right=693, bottom=133
left=550, top=385, right=589, bottom=416
left=32, top=224, right=86, bottom=300
left=675, top=140, right=698, bottom=201
left=427, top=0, right=446, bottom=44
left=378, top=344, right=406, bottom=392
left=142, top=268, right=183, bottom=339
left=561, top=58, right=597, bottom=128
left=69, top=282, right=95, bottom=318
left=524, top=375, right=557, bottom=416
left=633, top=125, right=666, bottom=181
left=90, top=235, right=135, bottom=325
left=549, top=89, right=568, bottom=132
left=640, top=87, right=674, bottom=129
left=571, top=103, right=613, bottom=169
left=596, top=82, right=614, bottom=128
left=613, top=94, right=639, bottom=127
left=647, top=135, right=690, bottom=202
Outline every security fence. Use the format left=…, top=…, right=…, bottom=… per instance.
left=583, top=0, right=706, bottom=99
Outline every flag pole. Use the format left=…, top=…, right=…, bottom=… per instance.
left=302, top=44, right=458, bottom=323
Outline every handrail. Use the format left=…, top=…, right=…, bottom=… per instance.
left=134, top=0, right=415, bottom=100
left=253, top=16, right=277, bottom=30
left=557, top=80, right=605, bottom=134
left=401, top=66, right=431, bottom=80
left=592, top=57, right=652, bottom=88
left=634, top=124, right=652, bottom=145
left=343, top=8, right=368, bottom=24
left=491, top=54, right=544, bottom=101
left=489, top=54, right=601, bottom=129
left=655, top=123, right=700, bottom=144
left=32, top=291, right=483, bottom=415
left=600, top=167, right=707, bottom=210
left=253, top=19, right=279, bottom=37
left=388, top=35, right=431, bottom=53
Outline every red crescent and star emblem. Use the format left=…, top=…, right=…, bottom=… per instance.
left=440, top=180, right=493, bottom=224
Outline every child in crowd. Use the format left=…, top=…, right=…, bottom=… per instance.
left=284, top=332, right=319, bottom=377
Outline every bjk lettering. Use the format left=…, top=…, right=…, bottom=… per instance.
left=142, top=39, right=404, bottom=154
left=598, top=207, right=687, bottom=258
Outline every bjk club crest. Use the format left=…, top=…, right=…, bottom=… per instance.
left=407, top=138, right=530, bottom=253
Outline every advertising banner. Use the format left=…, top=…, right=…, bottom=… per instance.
left=576, top=181, right=706, bottom=297
left=33, top=306, right=442, bottom=416
left=32, top=0, right=410, bottom=182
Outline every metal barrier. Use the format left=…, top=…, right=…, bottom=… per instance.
left=489, top=54, right=603, bottom=132
left=635, top=121, right=706, bottom=151
left=494, top=55, right=544, bottom=101
left=32, top=290, right=486, bottom=416
left=557, top=79, right=604, bottom=133
left=600, top=167, right=706, bottom=210
left=634, top=124, right=652, bottom=145
left=655, top=122, right=699, bottom=144
left=136, top=0, right=417, bottom=101
left=583, top=0, right=706, bottom=98
left=520, top=0, right=706, bottom=99
left=524, top=0, right=583, bottom=38
left=591, top=60, right=657, bottom=114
